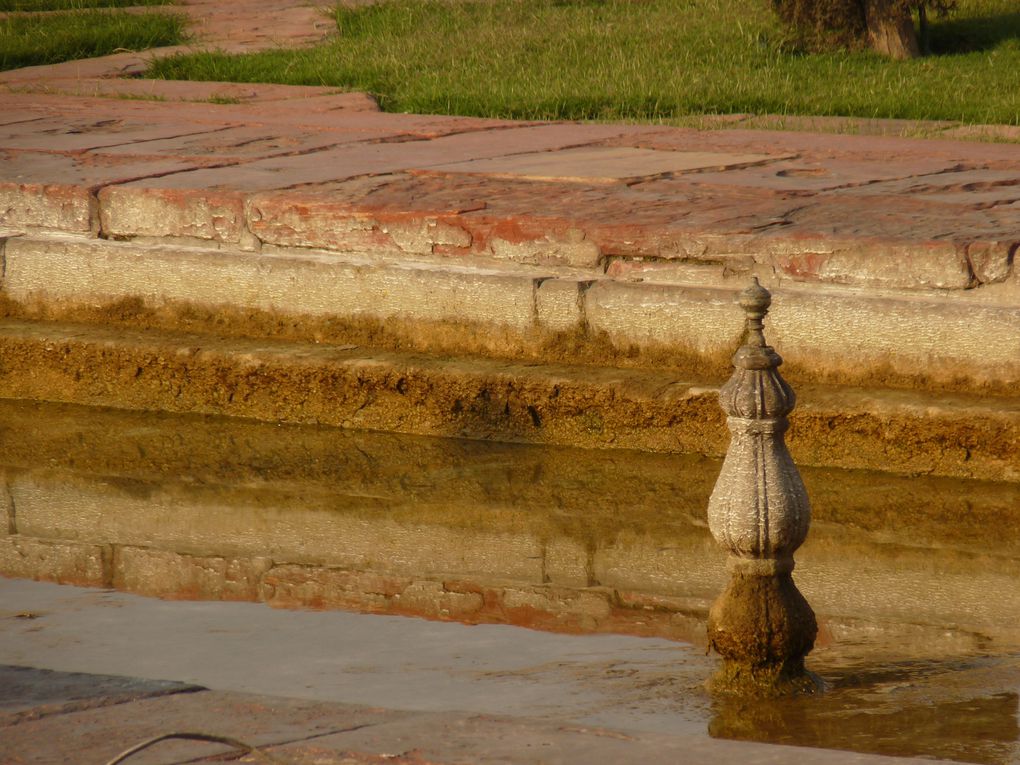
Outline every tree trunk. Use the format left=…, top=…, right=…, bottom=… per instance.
left=864, top=0, right=920, bottom=58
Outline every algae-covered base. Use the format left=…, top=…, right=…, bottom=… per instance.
left=707, top=660, right=824, bottom=698
left=707, top=572, right=819, bottom=697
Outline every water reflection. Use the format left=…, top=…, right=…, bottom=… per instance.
left=712, top=657, right=1020, bottom=764
left=1, top=399, right=1019, bottom=762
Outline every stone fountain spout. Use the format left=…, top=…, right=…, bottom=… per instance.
left=706, top=278, right=819, bottom=695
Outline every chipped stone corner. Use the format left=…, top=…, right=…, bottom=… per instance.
left=383, top=216, right=472, bottom=256
left=965, top=240, right=1018, bottom=286
left=489, top=226, right=601, bottom=269
left=98, top=186, right=246, bottom=245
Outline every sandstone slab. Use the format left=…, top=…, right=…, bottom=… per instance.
left=0, top=150, right=203, bottom=233
left=423, top=147, right=791, bottom=183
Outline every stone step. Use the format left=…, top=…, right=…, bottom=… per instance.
left=2, top=232, right=1019, bottom=397
left=0, top=317, right=1016, bottom=481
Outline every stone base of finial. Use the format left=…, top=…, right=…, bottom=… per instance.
left=707, top=658, right=822, bottom=697
left=706, top=565, right=819, bottom=697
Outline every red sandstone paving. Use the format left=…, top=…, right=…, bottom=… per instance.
left=106, top=123, right=640, bottom=191
left=602, top=127, right=1020, bottom=166
left=0, top=116, right=235, bottom=154
left=0, top=0, right=1016, bottom=291
left=2, top=85, right=1016, bottom=288
left=93, top=124, right=394, bottom=164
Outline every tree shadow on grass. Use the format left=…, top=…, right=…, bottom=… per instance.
left=928, top=10, right=1020, bottom=54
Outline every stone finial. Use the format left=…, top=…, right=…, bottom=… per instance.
left=706, top=279, right=818, bottom=695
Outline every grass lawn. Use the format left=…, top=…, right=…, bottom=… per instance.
left=146, top=0, right=1019, bottom=125
left=0, top=6, right=186, bottom=70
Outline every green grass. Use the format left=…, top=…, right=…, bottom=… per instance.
left=0, top=7, right=186, bottom=69
left=0, top=0, right=171, bottom=10
left=145, top=0, right=1019, bottom=125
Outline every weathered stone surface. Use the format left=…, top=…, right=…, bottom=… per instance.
left=489, top=224, right=602, bottom=268
left=967, top=240, right=1017, bottom=285
left=0, top=116, right=225, bottom=154
left=541, top=537, right=590, bottom=588
left=501, top=586, right=612, bottom=628
left=0, top=181, right=92, bottom=233
left=98, top=186, right=246, bottom=242
left=0, top=535, right=105, bottom=586
left=424, top=147, right=790, bottom=183
left=593, top=539, right=722, bottom=599
left=770, top=238, right=972, bottom=291
left=584, top=281, right=744, bottom=354
left=104, top=123, right=633, bottom=205
left=605, top=257, right=736, bottom=285
left=95, top=124, right=383, bottom=163
left=535, top=278, right=585, bottom=331
left=0, top=478, right=13, bottom=536
left=681, top=156, right=962, bottom=193
left=113, top=546, right=272, bottom=601
left=248, top=199, right=474, bottom=255
left=261, top=565, right=403, bottom=611
left=767, top=289, right=1020, bottom=388
left=580, top=276, right=1020, bottom=389
left=0, top=150, right=203, bottom=234
left=3, top=236, right=541, bottom=331
left=393, top=580, right=485, bottom=619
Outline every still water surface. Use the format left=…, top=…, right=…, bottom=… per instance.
left=1, top=399, right=1018, bottom=762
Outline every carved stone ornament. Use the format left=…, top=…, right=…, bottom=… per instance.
left=706, top=278, right=819, bottom=695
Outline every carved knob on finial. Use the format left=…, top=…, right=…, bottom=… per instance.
left=739, top=277, right=770, bottom=350
left=739, top=277, right=771, bottom=316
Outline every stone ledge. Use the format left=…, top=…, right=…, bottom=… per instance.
left=0, top=318, right=1015, bottom=481
left=3, top=234, right=1017, bottom=393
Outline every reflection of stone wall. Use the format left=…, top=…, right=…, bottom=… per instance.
left=1, top=400, right=1019, bottom=655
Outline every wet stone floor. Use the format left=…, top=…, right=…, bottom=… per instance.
left=1, top=399, right=1019, bottom=763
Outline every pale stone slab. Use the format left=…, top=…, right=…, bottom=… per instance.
left=422, top=147, right=789, bottom=183
left=3, top=236, right=544, bottom=331
left=584, top=279, right=1020, bottom=388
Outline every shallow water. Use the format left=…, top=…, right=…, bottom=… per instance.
left=1, top=399, right=1018, bottom=762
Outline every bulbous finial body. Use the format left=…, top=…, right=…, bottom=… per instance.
left=707, top=280, right=810, bottom=562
